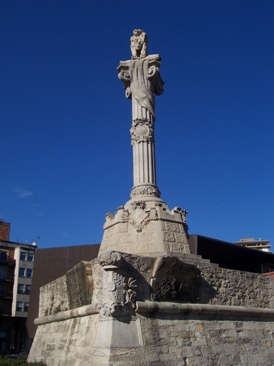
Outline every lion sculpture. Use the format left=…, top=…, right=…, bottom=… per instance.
left=130, top=29, right=148, bottom=59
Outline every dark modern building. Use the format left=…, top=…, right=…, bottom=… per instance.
left=26, top=243, right=100, bottom=351
left=189, top=234, right=274, bottom=273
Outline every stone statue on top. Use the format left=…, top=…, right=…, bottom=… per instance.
left=130, top=29, right=148, bottom=59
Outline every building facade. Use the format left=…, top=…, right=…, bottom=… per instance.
left=235, top=237, right=271, bottom=252
left=0, top=220, right=36, bottom=353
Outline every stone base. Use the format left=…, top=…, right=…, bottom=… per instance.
left=28, top=305, right=274, bottom=366
left=28, top=251, right=274, bottom=365
left=99, top=198, right=190, bottom=257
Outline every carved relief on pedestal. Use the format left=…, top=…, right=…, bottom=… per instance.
left=127, top=201, right=158, bottom=232
left=66, top=261, right=93, bottom=309
left=131, top=185, right=161, bottom=199
left=98, top=251, right=123, bottom=269
left=151, top=257, right=201, bottom=303
left=164, top=242, right=190, bottom=254
left=128, top=201, right=149, bottom=232
left=98, top=251, right=137, bottom=317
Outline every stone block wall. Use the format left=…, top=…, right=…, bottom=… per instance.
left=101, top=220, right=190, bottom=256
left=198, top=265, right=274, bottom=308
left=29, top=252, right=274, bottom=365
left=135, top=313, right=274, bottom=366
left=37, top=254, right=274, bottom=318
left=28, top=311, right=274, bottom=366
left=39, top=275, right=69, bottom=317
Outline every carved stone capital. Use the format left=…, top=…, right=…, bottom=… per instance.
left=117, top=57, right=164, bottom=101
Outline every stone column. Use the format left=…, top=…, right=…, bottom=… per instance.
left=117, top=55, right=164, bottom=201
left=99, top=30, right=190, bottom=257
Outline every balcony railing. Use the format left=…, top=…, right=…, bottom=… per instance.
left=0, top=259, right=15, bottom=266
left=0, top=309, right=12, bottom=316
left=0, top=276, right=14, bottom=282
left=0, top=291, right=13, bottom=299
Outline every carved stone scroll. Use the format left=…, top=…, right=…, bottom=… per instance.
left=98, top=251, right=137, bottom=317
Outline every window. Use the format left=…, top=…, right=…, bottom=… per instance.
left=25, top=284, right=31, bottom=294
left=0, top=267, right=6, bottom=280
left=26, top=268, right=33, bottom=278
left=0, top=251, right=8, bottom=262
left=24, top=302, right=29, bottom=312
left=16, top=301, right=23, bottom=311
left=27, top=252, right=34, bottom=262
left=20, top=252, right=26, bottom=261
left=19, top=268, right=25, bottom=277
left=0, top=284, right=5, bottom=297
left=18, top=284, right=24, bottom=293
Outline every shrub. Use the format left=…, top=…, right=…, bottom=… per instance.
left=0, top=355, right=47, bottom=366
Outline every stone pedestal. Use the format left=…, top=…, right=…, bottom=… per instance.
left=28, top=253, right=274, bottom=366
left=99, top=53, right=190, bottom=257
left=100, top=202, right=190, bottom=257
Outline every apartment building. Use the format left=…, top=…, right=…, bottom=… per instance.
left=0, top=220, right=36, bottom=353
left=235, top=237, right=271, bottom=252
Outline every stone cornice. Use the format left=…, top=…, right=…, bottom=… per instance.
left=34, top=301, right=274, bottom=326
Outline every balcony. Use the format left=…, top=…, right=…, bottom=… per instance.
left=0, top=276, right=14, bottom=282
left=0, top=259, right=15, bottom=266
left=0, top=291, right=13, bottom=299
left=0, top=309, right=12, bottom=316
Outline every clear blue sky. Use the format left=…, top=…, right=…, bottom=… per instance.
left=1, top=1, right=273, bottom=249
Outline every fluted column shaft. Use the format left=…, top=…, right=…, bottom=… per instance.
left=117, top=55, right=164, bottom=199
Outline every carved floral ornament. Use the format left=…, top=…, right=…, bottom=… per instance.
left=97, top=251, right=138, bottom=317
left=131, top=184, right=161, bottom=198
left=130, top=118, right=154, bottom=144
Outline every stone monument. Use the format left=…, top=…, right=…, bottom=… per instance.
left=100, top=29, right=190, bottom=258
left=28, top=30, right=274, bottom=366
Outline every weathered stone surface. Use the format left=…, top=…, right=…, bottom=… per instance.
left=37, top=253, right=274, bottom=320
left=98, top=30, right=191, bottom=258
left=31, top=251, right=274, bottom=364
left=100, top=207, right=190, bottom=257
left=198, top=264, right=274, bottom=308
left=28, top=311, right=274, bottom=366
left=39, top=274, right=69, bottom=317
left=66, top=261, right=93, bottom=309
left=151, top=257, right=201, bottom=302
